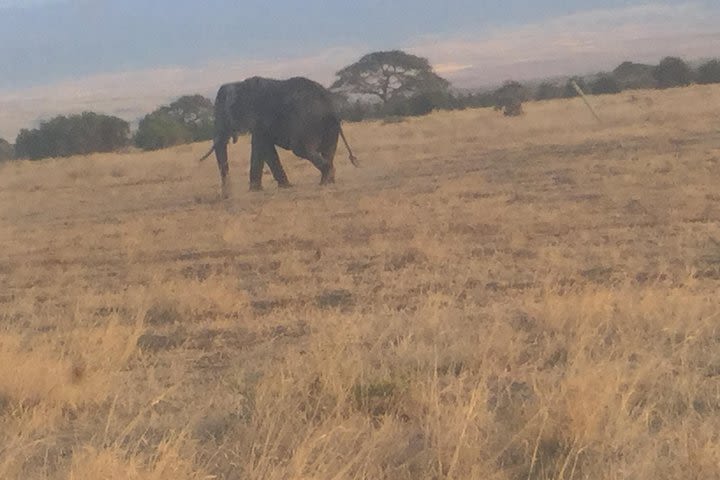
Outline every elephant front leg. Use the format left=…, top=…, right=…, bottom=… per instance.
left=249, top=134, right=265, bottom=191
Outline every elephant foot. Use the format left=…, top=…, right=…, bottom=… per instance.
left=221, top=178, right=232, bottom=199
left=320, top=169, right=336, bottom=186
left=278, top=181, right=293, bottom=189
left=249, top=182, right=263, bottom=192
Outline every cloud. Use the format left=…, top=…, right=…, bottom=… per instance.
left=0, top=2, right=718, bottom=139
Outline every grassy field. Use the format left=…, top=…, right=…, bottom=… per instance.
left=1, top=85, right=720, bottom=479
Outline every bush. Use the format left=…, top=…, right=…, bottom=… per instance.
left=697, top=59, right=720, bottom=85
left=161, top=95, right=214, bottom=142
left=590, top=75, right=622, bottom=95
left=654, top=57, right=693, bottom=89
left=134, top=113, right=193, bottom=151
left=335, top=89, right=485, bottom=123
left=135, top=95, right=214, bottom=151
left=335, top=98, right=374, bottom=122
left=493, top=81, right=526, bottom=116
left=14, top=112, right=130, bottom=160
left=0, top=138, right=13, bottom=161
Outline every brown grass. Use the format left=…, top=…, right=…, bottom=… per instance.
left=2, top=85, right=720, bottom=479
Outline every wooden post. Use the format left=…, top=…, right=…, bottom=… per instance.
left=571, top=80, right=602, bottom=123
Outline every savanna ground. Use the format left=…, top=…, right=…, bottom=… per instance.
left=2, top=85, right=720, bottom=479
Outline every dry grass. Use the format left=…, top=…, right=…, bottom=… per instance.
left=2, top=85, right=720, bottom=479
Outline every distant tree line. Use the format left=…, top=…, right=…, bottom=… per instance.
left=335, top=55, right=720, bottom=121
left=530, top=56, right=719, bottom=103
left=3, top=53, right=720, bottom=161
left=3, top=95, right=216, bottom=161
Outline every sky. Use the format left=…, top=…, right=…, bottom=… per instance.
left=0, top=0, right=719, bottom=139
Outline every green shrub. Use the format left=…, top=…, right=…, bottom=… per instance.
left=134, top=113, right=192, bottom=151
left=493, top=81, right=526, bottom=116
left=135, top=95, right=214, bottom=151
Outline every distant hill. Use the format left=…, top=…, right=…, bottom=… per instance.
left=612, top=62, right=657, bottom=90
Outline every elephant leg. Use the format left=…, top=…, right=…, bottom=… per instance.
left=214, top=137, right=231, bottom=198
left=320, top=133, right=339, bottom=185
left=249, top=133, right=266, bottom=191
left=265, top=145, right=292, bottom=188
left=321, top=158, right=335, bottom=185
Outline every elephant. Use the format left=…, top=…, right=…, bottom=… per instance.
left=199, top=76, right=358, bottom=196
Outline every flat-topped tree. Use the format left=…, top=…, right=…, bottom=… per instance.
left=332, top=50, right=449, bottom=105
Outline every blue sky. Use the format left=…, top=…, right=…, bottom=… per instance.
left=0, top=1, right=718, bottom=138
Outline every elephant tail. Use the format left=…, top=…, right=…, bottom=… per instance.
left=338, top=123, right=359, bottom=167
left=197, top=143, right=215, bottom=163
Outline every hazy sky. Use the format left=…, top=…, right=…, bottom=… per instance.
left=1, top=0, right=719, bottom=139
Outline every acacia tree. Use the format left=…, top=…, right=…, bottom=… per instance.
left=331, top=50, right=449, bottom=104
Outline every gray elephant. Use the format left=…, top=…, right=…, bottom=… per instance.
left=199, top=76, right=358, bottom=196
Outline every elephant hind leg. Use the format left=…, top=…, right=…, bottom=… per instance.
left=316, top=119, right=339, bottom=185
left=307, top=151, right=335, bottom=185
left=214, top=136, right=231, bottom=198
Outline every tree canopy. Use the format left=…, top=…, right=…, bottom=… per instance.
left=331, top=50, right=449, bottom=104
